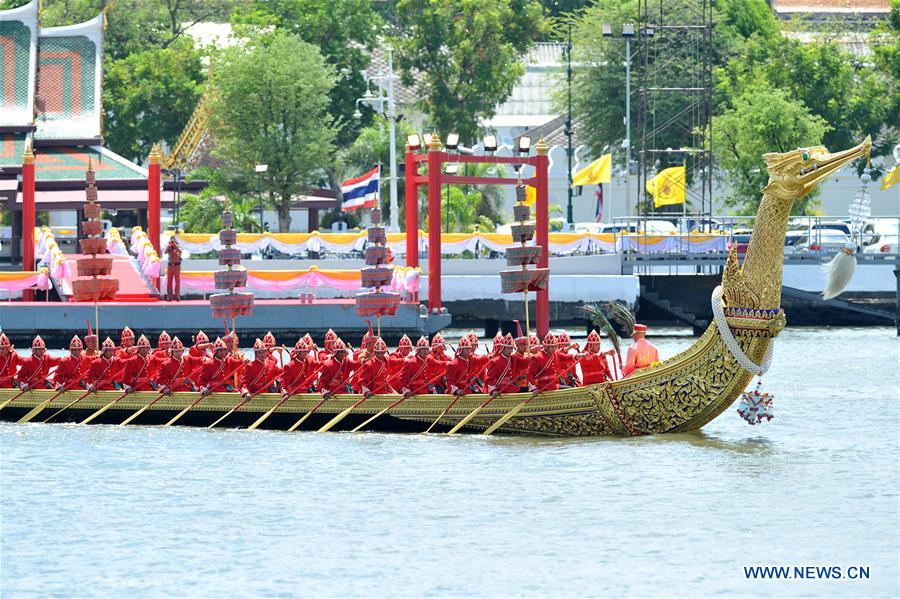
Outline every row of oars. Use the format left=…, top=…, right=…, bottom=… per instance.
left=0, top=357, right=559, bottom=434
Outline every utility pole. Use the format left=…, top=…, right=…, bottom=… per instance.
left=355, top=47, right=401, bottom=232
left=565, top=21, right=574, bottom=225
left=624, top=31, right=632, bottom=219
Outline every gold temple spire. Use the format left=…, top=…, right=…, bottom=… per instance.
left=23, top=139, right=35, bottom=165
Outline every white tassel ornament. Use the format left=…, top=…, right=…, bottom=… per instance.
left=822, top=242, right=857, bottom=300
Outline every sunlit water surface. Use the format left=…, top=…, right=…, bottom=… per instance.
left=1, top=327, right=898, bottom=598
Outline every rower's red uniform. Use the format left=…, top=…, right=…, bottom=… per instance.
left=240, top=339, right=282, bottom=396
left=118, top=336, right=156, bottom=391
left=316, top=339, right=355, bottom=396
left=114, top=327, right=135, bottom=378
left=0, top=334, right=20, bottom=388
left=484, top=334, right=519, bottom=395
left=527, top=333, right=561, bottom=393
left=387, top=335, right=412, bottom=381
left=263, top=331, right=278, bottom=369
left=151, top=330, right=172, bottom=372
left=196, top=339, right=244, bottom=393
left=355, top=339, right=394, bottom=396
left=579, top=330, right=614, bottom=385
left=153, top=338, right=194, bottom=392
left=554, top=332, right=580, bottom=386
left=84, top=339, right=120, bottom=390
left=444, top=337, right=486, bottom=395
left=425, top=338, right=449, bottom=388
left=51, top=336, right=86, bottom=390
left=15, top=337, right=60, bottom=389
left=398, top=339, right=431, bottom=396
left=281, top=339, right=316, bottom=395
left=319, top=329, right=338, bottom=362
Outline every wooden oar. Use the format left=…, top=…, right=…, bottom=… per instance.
left=121, top=360, right=196, bottom=426
left=248, top=395, right=291, bottom=430
left=446, top=365, right=522, bottom=435
left=317, top=395, right=371, bottom=433
left=481, top=356, right=586, bottom=436
left=165, top=362, right=245, bottom=427
left=349, top=395, right=408, bottom=433
left=80, top=389, right=133, bottom=424
left=0, top=387, right=32, bottom=412
left=423, top=361, right=490, bottom=433
left=287, top=395, right=330, bottom=432
left=17, top=385, right=76, bottom=424
left=248, top=359, right=318, bottom=431
left=43, top=389, right=94, bottom=423
left=207, top=371, right=282, bottom=429
left=346, top=363, right=447, bottom=434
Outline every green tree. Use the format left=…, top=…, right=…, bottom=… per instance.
left=231, top=0, right=382, bottom=148
left=180, top=190, right=258, bottom=234
left=394, top=0, right=545, bottom=143
left=568, top=0, right=779, bottom=159
left=208, top=31, right=337, bottom=232
left=711, top=88, right=830, bottom=215
left=715, top=33, right=896, bottom=167
left=104, top=39, right=205, bottom=162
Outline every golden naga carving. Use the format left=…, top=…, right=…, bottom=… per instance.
left=0, top=138, right=872, bottom=436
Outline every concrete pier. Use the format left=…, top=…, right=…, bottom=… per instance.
left=0, top=299, right=450, bottom=346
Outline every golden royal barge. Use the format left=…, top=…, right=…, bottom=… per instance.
left=0, top=137, right=871, bottom=436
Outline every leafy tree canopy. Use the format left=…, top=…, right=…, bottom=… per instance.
left=104, top=39, right=205, bottom=162
left=208, top=30, right=337, bottom=232
left=711, top=88, right=830, bottom=215
left=394, top=0, right=545, bottom=144
left=230, top=0, right=383, bottom=147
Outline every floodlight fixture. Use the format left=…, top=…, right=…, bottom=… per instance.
left=602, top=23, right=613, bottom=37
left=445, top=133, right=460, bottom=151
left=444, top=163, right=460, bottom=175
left=483, top=135, right=498, bottom=153
left=255, top=164, right=269, bottom=173
left=622, top=23, right=635, bottom=37
left=423, top=132, right=433, bottom=147
left=407, top=134, right=421, bottom=150
left=517, top=136, right=531, bottom=154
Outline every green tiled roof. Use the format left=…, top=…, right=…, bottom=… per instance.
left=0, top=133, right=26, bottom=167
left=35, top=146, right=145, bottom=181
left=0, top=20, right=32, bottom=122
left=34, top=35, right=100, bottom=139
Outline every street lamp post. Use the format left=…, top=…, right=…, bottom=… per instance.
left=354, top=47, right=401, bottom=232
left=565, top=21, right=574, bottom=226
left=255, top=164, right=268, bottom=233
left=603, top=23, right=637, bottom=219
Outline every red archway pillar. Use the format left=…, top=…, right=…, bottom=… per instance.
left=148, top=145, right=161, bottom=256
left=404, top=148, right=418, bottom=269
left=534, top=139, right=550, bottom=337
left=426, top=136, right=443, bottom=312
left=22, top=141, right=35, bottom=301
left=148, top=145, right=161, bottom=292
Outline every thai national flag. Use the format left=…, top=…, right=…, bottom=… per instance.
left=341, top=166, right=380, bottom=212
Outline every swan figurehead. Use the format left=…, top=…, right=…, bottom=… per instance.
left=761, top=135, right=871, bottom=202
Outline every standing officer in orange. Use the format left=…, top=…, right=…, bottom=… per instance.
left=623, top=324, right=660, bottom=377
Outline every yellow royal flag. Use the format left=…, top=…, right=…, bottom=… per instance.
left=571, top=153, right=612, bottom=186
left=881, top=165, right=899, bottom=190
left=524, top=185, right=536, bottom=206
left=646, top=165, right=686, bottom=208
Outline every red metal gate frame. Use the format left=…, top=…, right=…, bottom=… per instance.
left=404, top=137, right=550, bottom=336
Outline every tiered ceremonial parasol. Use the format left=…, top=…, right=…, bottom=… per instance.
left=356, top=208, right=400, bottom=335
left=499, top=178, right=549, bottom=339
left=209, top=205, right=254, bottom=323
left=72, top=162, right=119, bottom=336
